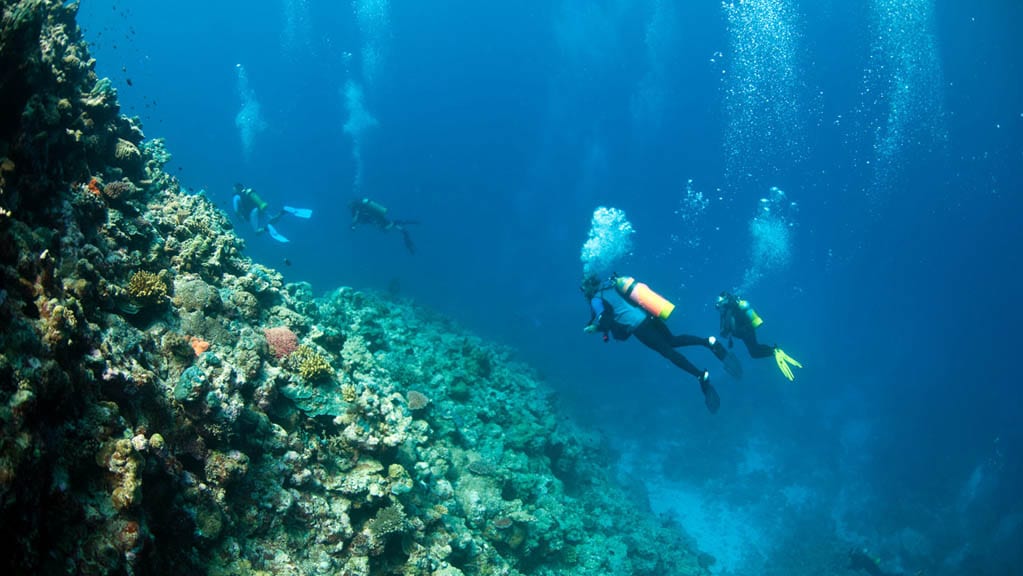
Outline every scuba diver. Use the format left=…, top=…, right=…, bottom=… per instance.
left=582, top=273, right=743, bottom=414
left=349, top=197, right=419, bottom=254
left=716, top=291, right=802, bottom=381
left=232, top=183, right=312, bottom=243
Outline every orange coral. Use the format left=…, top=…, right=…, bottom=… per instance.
left=87, top=177, right=102, bottom=196
left=188, top=336, right=210, bottom=356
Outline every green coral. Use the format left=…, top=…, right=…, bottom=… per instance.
left=288, top=345, right=332, bottom=382
left=126, top=270, right=167, bottom=302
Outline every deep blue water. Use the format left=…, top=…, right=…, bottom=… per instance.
left=79, top=1, right=1022, bottom=573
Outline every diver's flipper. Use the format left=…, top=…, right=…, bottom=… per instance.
left=266, top=224, right=290, bottom=243
left=773, top=347, right=802, bottom=381
left=283, top=206, right=313, bottom=219
left=401, top=229, right=416, bottom=255
left=701, top=380, right=720, bottom=414
left=722, top=350, right=744, bottom=380
left=712, top=338, right=744, bottom=379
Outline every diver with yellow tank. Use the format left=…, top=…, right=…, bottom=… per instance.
left=581, top=273, right=743, bottom=414
left=716, top=291, right=802, bottom=381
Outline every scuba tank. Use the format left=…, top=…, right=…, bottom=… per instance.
left=737, top=299, right=763, bottom=328
left=360, top=198, right=388, bottom=215
left=614, top=276, right=675, bottom=320
left=241, top=187, right=269, bottom=212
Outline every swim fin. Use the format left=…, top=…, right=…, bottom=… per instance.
left=711, top=337, right=744, bottom=379
left=283, top=206, right=313, bottom=219
left=700, top=372, right=720, bottom=414
left=401, top=228, right=416, bottom=255
left=773, top=347, right=802, bottom=381
left=266, top=224, right=290, bottom=243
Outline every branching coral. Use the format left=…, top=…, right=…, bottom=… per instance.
left=126, top=270, right=167, bottom=302
left=289, top=345, right=332, bottom=382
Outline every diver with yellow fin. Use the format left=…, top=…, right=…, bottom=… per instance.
left=716, top=291, right=802, bottom=381
left=581, top=273, right=743, bottom=414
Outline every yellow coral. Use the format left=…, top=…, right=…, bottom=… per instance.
left=341, top=383, right=358, bottom=403
left=290, top=345, right=333, bottom=382
left=127, top=270, right=167, bottom=301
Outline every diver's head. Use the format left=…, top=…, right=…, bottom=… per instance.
left=234, top=183, right=244, bottom=194
left=716, top=291, right=733, bottom=309
left=580, top=274, right=602, bottom=299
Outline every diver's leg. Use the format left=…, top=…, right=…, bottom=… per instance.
left=637, top=322, right=720, bottom=413
left=249, top=208, right=261, bottom=232
left=668, top=333, right=714, bottom=348
left=742, top=334, right=775, bottom=358
left=634, top=322, right=704, bottom=378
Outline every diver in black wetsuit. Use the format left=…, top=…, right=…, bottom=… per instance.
left=716, top=291, right=802, bottom=381
left=349, top=197, right=418, bottom=254
left=581, top=273, right=728, bottom=414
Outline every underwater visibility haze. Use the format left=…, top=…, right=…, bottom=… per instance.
left=1, top=0, right=1021, bottom=574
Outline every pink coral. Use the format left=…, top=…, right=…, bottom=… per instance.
left=263, top=326, right=298, bottom=358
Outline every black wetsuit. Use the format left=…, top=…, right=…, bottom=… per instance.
left=349, top=198, right=418, bottom=254
left=719, top=299, right=774, bottom=358
left=590, top=291, right=709, bottom=379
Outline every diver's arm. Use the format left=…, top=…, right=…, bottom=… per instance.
left=588, top=297, right=605, bottom=325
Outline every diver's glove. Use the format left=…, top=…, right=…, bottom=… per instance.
left=583, top=324, right=598, bottom=334
left=773, top=347, right=802, bottom=381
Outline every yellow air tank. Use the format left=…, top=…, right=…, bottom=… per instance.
left=738, top=299, right=763, bottom=328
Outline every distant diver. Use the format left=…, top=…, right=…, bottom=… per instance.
left=716, top=291, right=802, bottom=381
left=232, top=183, right=312, bottom=243
left=847, top=548, right=919, bottom=576
left=582, top=273, right=743, bottom=414
left=349, top=197, right=418, bottom=254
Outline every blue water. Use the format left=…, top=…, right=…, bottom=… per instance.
left=79, top=1, right=1022, bottom=573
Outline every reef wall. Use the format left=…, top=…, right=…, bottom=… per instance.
left=0, top=2, right=712, bottom=574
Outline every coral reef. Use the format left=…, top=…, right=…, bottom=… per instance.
left=0, top=2, right=711, bottom=575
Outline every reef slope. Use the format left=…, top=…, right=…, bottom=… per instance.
left=0, top=2, right=711, bottom=575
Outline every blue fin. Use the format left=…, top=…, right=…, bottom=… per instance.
left=283, top=206, right=313, bottom=219
left=266, top=224, right=290, bottom=243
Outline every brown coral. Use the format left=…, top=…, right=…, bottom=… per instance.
left=467, top=459, right=498, bottom=476
left=102, top=179, right=135, bottom=199
left=406, top=390, right=430, bottom=411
